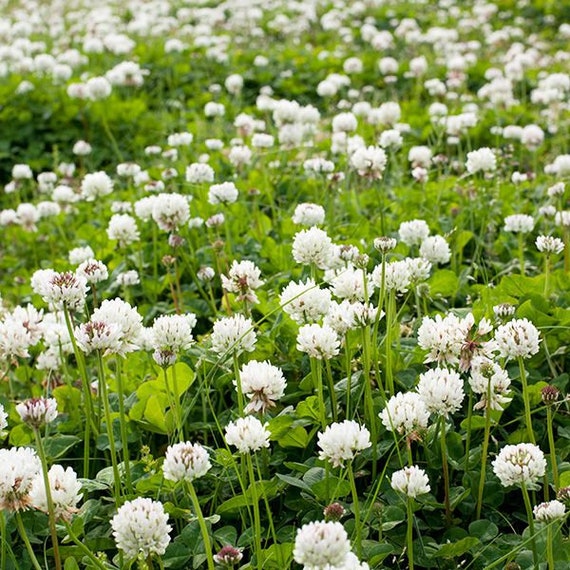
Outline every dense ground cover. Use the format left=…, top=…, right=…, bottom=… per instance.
left=0, top=0, right=569, bottom=568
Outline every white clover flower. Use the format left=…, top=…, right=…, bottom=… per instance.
left=380, top=392, right=430, bottom=435
left=111, top=498, right=171, bottom=559
left=225, top=416, right=270, bottom=453
left=292, top=203, right=326, bottom=226
left=408, top=146, right=432, bottom=168
left=326, top=266, right=373, bottom=302
left=469, top=357, right=512, bottom=411
left=251, top=133, right=274, bottom=148
left=534, top=500, right=566, bottom=522
left=521, top=124, right=544, bottom=150
left=318, top=420, right=371, bottom=467
left=405, top=257, right=433, bottom=283
left=492, top=443, right=546, bottom=487
left=292, top=227, right=334, bottom=269
left=466, top=147, right=497, bottom=174
left=107, top=214, right=140, bottom=247
left=68, top=246, right=95, bottom=265
left=536, top=235, right=564, bottom=254
left=41, top=271, right=89, bottom=312
left=238, top=360, right=286, bottom=414
left=186, top=163, right=215, bottom=184
left=30, top=465, right=82, bottom=521
left=398, top=219, right=430, bottom=247
left=378, top=129, right=403, bottom=150
left=221, top=260, right=264, bottom=304
left=163, top=442, right=211, bottom=483
left=293, top=521, right=351, bottom=569
left=416, top=368, right=465, bottom=417
left=150, top=313, right=196, bottom=366
left=349, top=145, right=387, bottom=178
left=296, top=324, right=340, bottom=360
left=0, top=447, right=41, bottom=511
left=167, top=132, right=193, bottom=147
left=16, top=397, right=58, bottom=428
left=420, top=235, right=451, bottom=265
left=304, top=158, right=335, bottom=174
left=391, top=466, right=431, bottom=498
left=152, top=193, right=190, bottom=231
left=225, top=73, right=243, bottom=95
left=86, top=76, right=112, bottom=100
left=80, top=171, right=113, bottom=201
left=280, top=278, right=331, bottom=324
left=116, top=270, right=140, bottom=287
left=332, top=112, right=358, bottom=133
left=494, top=318, right=540, bottom=360
left=208, top=182, right=239, bottom=205
left=417, top=313, right=466, bottom=366
left=12, top=164, right=33, bottom=180
left=371, top=260, right=412, bottom=294
left=504, top=214, right=534, bottom=233
left=323, top=300, right=357, bottom=335
left=211, top=315, right=257, bottom=356
left=78, top=298, right=144, bottom=356
left=76, top=259, right=108, bottom=284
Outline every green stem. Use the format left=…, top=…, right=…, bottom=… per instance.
left=361, top=327, right=378, bottom=479
left=518, top=357, right=536, bottom=445
left=546, top=406, right=559, bottom=491
left=33, top=429, right=62, bottom=570
left=246, top=455, right=262, bottom=570
left=115, top=358, right=133, bottom=494
left=384, top=291, right=395, bottom=396
left=233, top=353, right=245, bottom=416
left=439, top=417, right=452, bottom=525
left=64, top=522, right=111, bottom=570
left=186, top=483, right=215, bottom=570
left=15, top=512, right=43, bottom=570
left=544, top=255, right=550, bottom=297
left=347, top=462, right=362, bottom=557
left=162, top=364, right=183, bottom=442
left=521, top=482, right=538, bottom=569
left=0, top=511, right=5, bottom=570
left=100, top=105, right=123, bottom=162
left=464, top=390, right=474, bottom=477
left=476, top=379, right=493, bottom=520
left=344, top=338, right=352, bottom=418
left=311, top=358, right=327, bottom=430
left=518, top=233, right=525, bottom=276
left=97, top=352, right=122, bottom=502
left=324, top=360, right=338, bottom=422
left=547, top=524, right=555, bottom=570
left=406, top=497, right=414, bottom=570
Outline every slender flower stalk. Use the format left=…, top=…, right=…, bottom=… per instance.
left=518, top=357, right=536, bottom=445
left=406, top=497, right=415, bottom=570
left=64, top=522, right=110, bottom=570
left=476, top=378, right=493, bottom=519
left=310, top=357, right=327, bottom=430
left=543, top=386, right=561, bottom=492
left=186, top=482, right=215, bottom=570
left=439, top=416, right=452, bottom=525
left=33, top=429, right=62, bottom=570
left=114, top=358, right=133, bottom=493
left=246, top=455, right=262, bottom=570
left=346, top=461, right=362, bottom=557
left=233, top=353, right=245, bottom=416
left=520, top=481, right=538, bottom=568
left=15, top=512, right=43, bottom=570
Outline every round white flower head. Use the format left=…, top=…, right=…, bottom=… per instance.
left=469, top=357, right=512, bottom=412
left=211, top=315, right=257, bottom=356
left=280, top=278, right=331, bottom=324
left=318, top=420, right=371, bottom=467
left=349, top=145, right=387, bottom=179
left=78, top=298, right=144, bottom=356
left=0, top=404, right=7, bottom=431
left=398, top=219, right=430, bottom=247
left=534, top=500, right=566, bottom=522
left=16, top=397, right=58, bottom=428
left=492, top=443, right=546, bottom=487
left=293, top=521, right=351, bottom=569
left=68, top=246, right=95, bottom=265
left=107, top=214, right=140, bottom=247
left=536, top=235, right=564, bottom=255
left=372, top=260, right=412, bottom=294
left=504, top=214, right=534, bottom=233
left=186, top=163, right=215, bottom=184
left=0, top=447, right=41, bottom=511
left=221, top=260, right=264, bottom=304
left=151, top=313, right=197, bottom=366
left=326, top=266, right=374, bottom=302
left=238, top=360, right=287, bottom=414
left=152, top=193, right=190, bottom=231
left=29, top=464, right=82, bottom=521
left=416, top=368, right=465, bottom=417
left=336, top=552, right=370, bottom=570
left=80, top=171, right=114, bottom=201
left=163, top=442, right=211, bottom=483
left=225, top=416, right=270, bottom=453
left=208, top=181, right=239, bottom=205
left=494, top=318, right=540, bottom=360
left=297, top=324, right=340, bottom=360
left=466, top=147, right=497, bottom=174
left=323, top=300, right=357, bottom=335
left=391, top=465, right=431, bottom=498
left=380, top=392, right=430, bottom=435
left=111, top=497, right=172, bottom=560
left=292, top=203, right=326, bottom=226
left=292, top=227, right=334, bottom=269
left=420, top=235, right=451, bottom=265
left=76, top=259, right=109, bottom=284
left=41, top=271, right=89, bottom=312
left=408, top=146, right=432, bottom=168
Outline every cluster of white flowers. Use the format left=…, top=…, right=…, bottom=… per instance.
left=16, top=397, right=58, bottom=428
left=296, top=323, right=340, bottom=360
left=317, top=420, right=371, bottom=467
left=225, top=416, right=271, bottom=453
left=293, top=521, right=351, bottom=569
left=163, top=442, right=211, bottom=483
left=150, top=313, right=196, bottom=366
left=238, top=360, right=287, bottom=414
left=211, top=314, right=257, bottom=356
left=380, top=392, right=430, bottom=435
left=494, top=318, right=540, bottom=360
left=533, top=500, right=566, bottom=522
left=221, top=260, right=264, bottom=304
left=469, top=357, right=512, bottom=411
left=492, top=443, right=546, bottom=487
left=391, top=466, right=431, bottom=498
left=292, top=227, right=335, bottom=269
left=280, top=278, right=331, bottom=324
left=416, top=368, right=465, bottom=417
